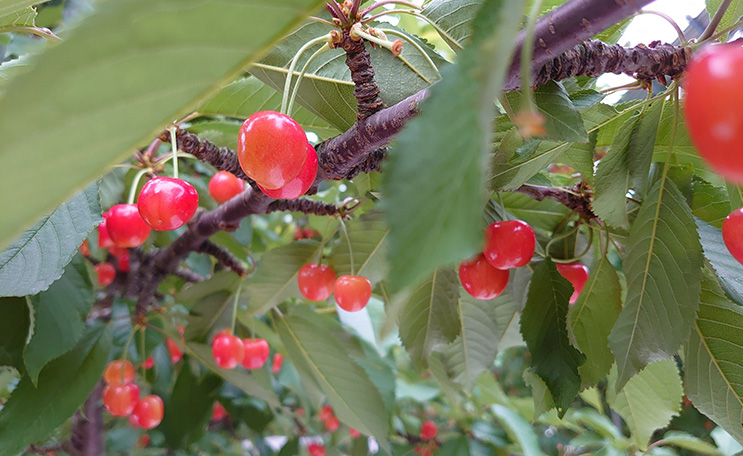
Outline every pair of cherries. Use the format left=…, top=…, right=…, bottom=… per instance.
left=102, top=360, right=164, bottom=430
left=297, top=264, right=372, bottom=312
left=237, top=111, right=318, bottom=200
left=211, top=329, right=270, bottom=370
left=318, top=405, right=340, bottom=432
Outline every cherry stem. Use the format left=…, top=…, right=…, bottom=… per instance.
left=230, top=279, right=244, bottom=334
left=520, top=0, right=543, bottom=111
left=544, top=222, right=581, bottom=259
left=287, top=44, right=331, bottom=116
left=550, top=224, right=594, bottom=263
left=378, top=28, right=440, bottom=77
left=309, top=16, right=335, bottom=26
left=638, top=10, right=687, bottom=44
left=139, top=325, right=146, bottom=375
left=700, top=0, right=733, bottom=41
left=281, top=34, right=333, bottom=115
left=496, top=192, right=509, bottom=221
left=359, top=0, right=421, bottom=18
left=120, top=325, right=139, bottom=382
left=169, top=126, right=180, bottom=179
left=350, top=26, right=402, bottom=56
left=338, top=217, right=355, bottom=275
left=361, top=10, right=463, bottom=51
left=127, top=168, right=151, bottom=205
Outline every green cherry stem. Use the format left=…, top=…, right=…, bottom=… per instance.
left=169, top=126, right=180, bottom=179
left=127, top=168, right=152, bottom=205
left=286, top=44, right=331, bottom=116
left=139, top=324, right=146, bottom=375
left=281, top=34, right=333, bottom=115
left=120, top=325, right=139, bottom=383
left=378, top=28, right=440, bottom=78
left=230, top=278, right=245, bottom=335
left=339, top=217, right=355, bottom=275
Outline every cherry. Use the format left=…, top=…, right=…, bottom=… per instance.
left=723, top=208, right=743, bottom=266
left=167, top=338, right=183, bottom=364
left=79, top=239, right=90, bottom=257
left=137, top=177, right=199, bottom=231
left=106, top=204, right=151, bottom=248
left=237, top=111, right=309, bottom=189
left=334, top=275, right=372, bottom=312
left=143, top=356, right=154, bottom=370
left=684, top=45, right=743, bottom=183
left=98, top=217, right=114, bottom=249
left=556, top=262, right=589, bottom=304
left=103, top=383, right=140, bottom=416
left=271, top=353, right=284, bottom=374
left=307, top=443, right=326, bottom=456
left=212, top=402, right=228, bottom=421
left=108, top=246, right=128, bottom=258
left=241, top=338, right=269, bottom=370
left=483, top=220, right=536, bottom=269
left=258, top=143, right=318, bottom=199
left=117, top=252, right=130, bottom=273
left=349, top=428, right=360, bottom=438
left=319, top=405, right=334, bottom=421
left=298, top=264, right=336, bottom=301
left=212, top=330, right=245, bottom=369
left=414, top=447, right=432, bottom=456
left=208, top=171, right=246, bottom=204
left=95, top=262, right=116, bottom=286
left=136, top=434, right=150, bottom=448
left=130, top=394, right=164, bottom=429
left=420, top=420, right=438, bottom=440
left=459, top=253, right=509, bottom=300
left=324, top=415, right=340, bottom=432
left=104, top=359, right=135, bottom=386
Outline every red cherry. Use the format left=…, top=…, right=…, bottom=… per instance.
left=459, top=254, right=509, bottom=300
left=414, top=447, right=432, bottom=456
left=420, top=420, right=438, bottom=440
left=237, top=111, right=309, bottom=189
left=108, top=246, right=128, bottom=258
left=294, top=226, right=306, bottom=240
left=212, top=402, right=228, bottom=421
left=103, top=383, right=140, bottom=416
left=98, top=217, right=114, bottom=249
left=106, top=204, right=152, bottom=248
left=684, top=45, right=743, bottom=183
left=117, top=253, right=130, bottom=273
left=241, top=338, right=270, bottom=370
left=95, top=262, right=116, bottom=286
left=307, top=443, right=326, bottom=456
left=556, top=262, right=589, bottom=304
left=319, top=405, right=334, bottom=421
left=137, top=177, right=198, bottom=231
left=143, top=356, right=154, bottom=370
left=483, top=220, right=536, bottom=269
left=79, top=239, right=90, bottom=257
left=723, top=208, right=743, bottom=265
left=130, top=395, right=164, bottom=429
left=304, top=228, right=320, bottom=238
left=137, top=434, right=150, bottom=448
left=298, top=264, right=336, bottom=301
left=334, top=275, right=372, bottom=312
left=258, top=143, right=318, bottom=199
left=325, top=416, right=340, bottom=432
left=271, top=353, right=284, bottom=374
left=104, top=359, right=135, bottom=386
left=212, top=331, right=245, bottom=369
left=349, top=428, right=360, bottom=438
left=166, top=338, right=183, bottom=364
left=208, top=171, right=246, bottom=204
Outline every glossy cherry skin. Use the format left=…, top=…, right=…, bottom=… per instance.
left=420, top=420, right=438, bottom=440
left=103, top=383, right=140, bottom=416
left=324, top=416, right=340, bottom=432
left=237, top=111, right=308, bottom=189
left=137, top=177, right=199, bottom=231
left=104, top=360, right=135, bottom=386
left=241, top=338, right=270, bottom=370
left=459, top=254, right=509, bottom=300
left=96, top=262, right=116, bottom=286
left=723, top=208, right=743, bottom=265
left=298, top=264, right=336, bottom=301
left=334, top=275, right=372, bottom=312
left=271, top=353, right=284, bottom=374
left=167, top=338, right=183, bottom=364
left=212, top=402, right=228, bottom=421
left=684, top=45, right=743, bottom=183
left=209, top=171, right=246, bottom=204
left=307, top=443, right=326, bottom=456
left=143, top=356, right=154, bottom=370
left=483, top=220, right=536, bottom=269
left=556, top=262, right=590, bottom=304
left=106, top=204, right=152, bottom=248
left=117, top=253, right=130, bottom=273
left=130, top=395, right=164, bottom=429
left=98, top=217, right=114, bottom=249
left=258, top=143, right=318, bottom=199
left=319, top=405, right=334, bottom=421
left=212, top=331, right=245, bottom=369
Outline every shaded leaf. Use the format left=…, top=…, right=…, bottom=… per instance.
left=697, top=218, right=743, bottom=304
left=523, top=370, right=555, bottom=419
left=420, top=0, right=481, bottom=49
left=0, top=0, right=46, bottom=18
left=162, top=366, right=222, bottom=449
left=661, top=431, right=723, bottom=456
left=332, top=211, right=389, bottom=284
left=0, top=296, right=30, bottom=370
left=691, top=178, right=731, bottom=228
left=0, top=6, right=35, bottom=29
left=491, top=404, right=544, bottom=456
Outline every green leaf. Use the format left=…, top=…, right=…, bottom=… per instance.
left=398, top=268, right=461, bottom=368
left=607, top=359, right=683, bottom=450
left=568, top=256, right=622, bottom=386
left=442, top=288, right=500, bottom=390
left=243, top=241, right=322, bottom=315
left=186, top=343, right=279, bottom=408
left=491, top=137, right=572, bottom=191
left=420, top=0, right=482, bottom=49
left=498, top=193, right=570, bottom=233
left=0, top=184, right=100, bottom=296
left=696, top=218, right=743, bottom=304
left=706, top=0, right=743, bottom=36
left=0, top=296, right=30, bottom=370
left=332, top=211, right=389, bottom=284
left=198, top=76, right=339, bottom=140
left=520, top=260, right=585, bottom=416
left=274, top=310, right=389, bottom=440
left=0, top=0, right=326, bottom=250
left=609, top=179, right=703, bottom=390
left=0, top=324, right=112, bottom=456
left=660, top=431, right=723, bottom=456
left=523, top=370, right=555, bottom=419
left=491, top=404, right=544, bottom=456
left=0, top=6, right=35, bottom=29
left=0, top=0, right=47, bottom=18
left=692, top=178, right=731, bottom=228
left=628, top=100, right=664, bottom=196
left=162, top=366, right=222, bottom=449
left=685, top=276, right=743, bottom=444
left=383, top=0, right=526, bottom=290
left=24, top=255, right=94, bottom=384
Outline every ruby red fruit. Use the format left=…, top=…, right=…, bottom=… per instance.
left=258, top=143, right=318, bottom=199
left=130, top=395, right=164, bottom=429
left=106, top=204, right=152, bottom=248
left=103, top=383, right=140, bottom=417
left=137, top=177, right=198, bottom=231
left=241, top=338, right=269, bottom=370
left=723, top=208, right=743, bottom=265
left=459, top=253, right=509, bottom=300
left=212, top=330, right=245, bottom=369
left=556, top=262, right=589, bottom=304
left=104, top=359, right=135, bottom=386
left=96, top=262, right=116, bottom=287
left=298, top=263, right=336, bottom=301
left=334, top=275, right=372, bottom=312
left=420, top=420, right=438, bottom=440
left=483, top=220, right=536, bottom=269
left=272, top=353, right=284, bottom=374
left=209, top=171, right=246, bottom=204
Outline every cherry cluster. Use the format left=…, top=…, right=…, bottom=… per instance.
left=210, top=329, right=271, bottom=371
left=298, top=263, right=373, bottom=312
left=101, top=360, right=164, bottom=430
left=81, top=235, right=131, bottom=286
left=413, top=420, right=438, bottom=456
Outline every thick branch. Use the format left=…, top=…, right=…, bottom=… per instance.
left=66, top=381, right=105, bottom=456
left=335, top=30, right=385, bottom=119
left=198, top=240, right=248, bottom=276
left=510, top=183, right=595, bottom=219
left=266, top=198, right=343, bottom=216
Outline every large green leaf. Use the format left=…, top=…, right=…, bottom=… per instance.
left=332, top=211, right=389, bottom=284
left=685, top=276, right=743, bottom=444
left=0, top=324, right=111, bottom=456
left=383, top=0, right=525, bottom=290
left=0, top=184, right=100, bottom=296
left=0, top=0, right=48, bottom=17
left=420, top=0, right=481, bottom=49
left=243, top=241, right=322, bottom=314
left=442, top=287, right=500, bottom=390
left=491, top=135, right=572, bottom=191
left=660, top=432, right=723, bottom=456
left=162, top=366, right=222, bottom=449
left=499, top=193, right=570, bottom=233
left=274, top=310, right=389, bottom=440
left=521, top=260, right=585, bottom=416
left=706, top=0, right=743, bottom=36
left=0, top=296, right=30, bottom=370
left=568, top=256, right=622, bottom=386
left=398, top=268, right=460, bottom=368
left=198, top=76, right=339, bottom=140
left=24, top=255, right=94, bottom=384
left=607, top=359, right=683, bottom=450
left=0, top=5, right=35, bottom=29
left=697, top=218, right=743, bottom=304
left=609, top=179, right=703, bottom=390
left=0, top=0, right=326, bottom=250
left=692, top=178, right=731, bottom=228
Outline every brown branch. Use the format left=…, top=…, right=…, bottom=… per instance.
left=173, top=267, right=206, bottom=283
left=509, top=183, right=595, bottom=219
left=65, top=381, right=105, bottom=456
left=197, top=240, right=248, bottom=276
left=266, top=198, right=343, bottom=216
left=333, top=30, right=385, bottom=119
